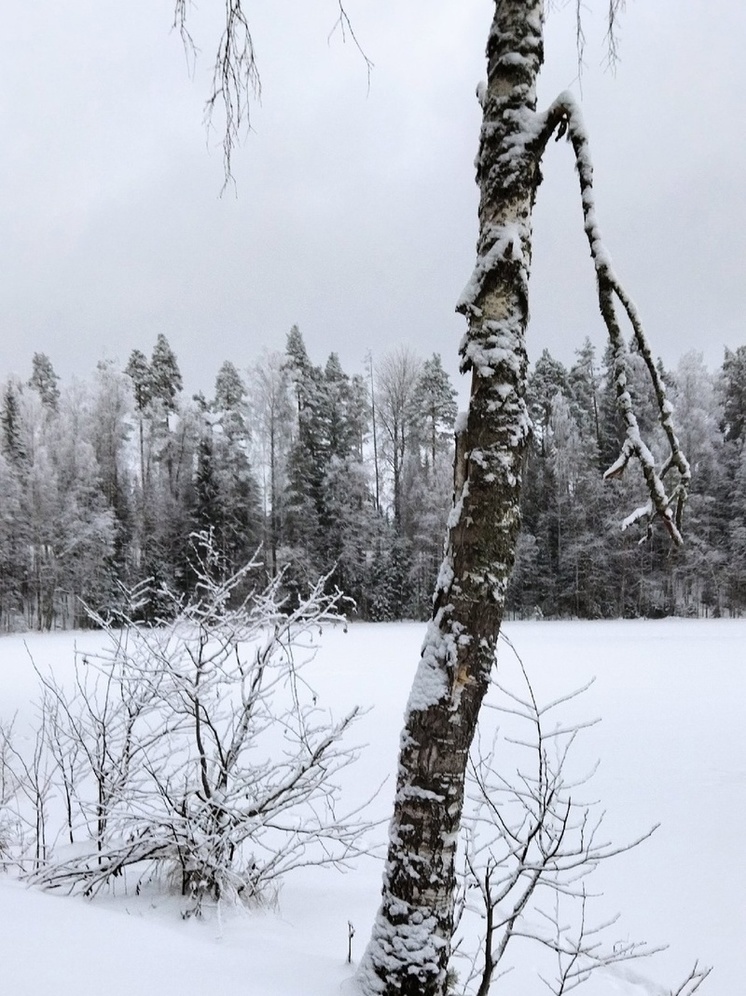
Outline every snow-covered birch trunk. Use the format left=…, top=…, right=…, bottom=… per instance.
left=357, top=3, right=544, bottom=994
left=357, top=0, right=692, bottom=990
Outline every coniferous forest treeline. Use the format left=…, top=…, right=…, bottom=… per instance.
left=1, top=329, right=744, bottom=630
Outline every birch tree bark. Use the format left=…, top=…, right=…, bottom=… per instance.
left=357, top=3, right=545, bottom=993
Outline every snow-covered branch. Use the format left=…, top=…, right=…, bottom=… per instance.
left=534, top=93, right=691, bottom=544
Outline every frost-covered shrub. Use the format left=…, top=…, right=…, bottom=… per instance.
left=8, top=537, right=369, bottom=913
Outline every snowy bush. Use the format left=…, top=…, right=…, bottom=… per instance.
left=5, top=536, right=371, bottom=913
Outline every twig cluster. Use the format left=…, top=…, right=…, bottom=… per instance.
left=451, top=634, right=710, bottom=996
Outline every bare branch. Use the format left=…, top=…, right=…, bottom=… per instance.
left=172, top=1, right=371, bottom=188
left=329, top=1, right=374, bottom=92
left=669, top=962, right=713, bottom=996
left=604, top=0, right=627, bottom=70
left=172, top=0, right=260, bottom=190
left=453, top=646, right=708, bottom=996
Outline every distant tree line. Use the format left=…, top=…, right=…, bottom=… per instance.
left=0, top=331, right=457, bottom=630
left=507, top=339, right=746, bottom=619
left=1, top=333, right=744, bottom=630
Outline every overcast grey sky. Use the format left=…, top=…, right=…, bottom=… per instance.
left=2, top=1, right=744, bottom=397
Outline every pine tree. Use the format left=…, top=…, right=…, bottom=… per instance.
left=1, top=380, right=27, bottom=466
left=597, top=341, right=625, bottom=470
left=28, top=352, right=61, bottom=411
left=193, top=433, right=222, bottom=538
left=527, top=348, right=569, bottom=454
left=214, top=360, right=248, bottom=432
left=319, top=352, right=365, bottom=464
left=282, top=330, right=379, bottom=600
left=204, top=362, right=261, bottom=578
left=285, top=324, right=314, bottom=414
left=123, top=338, right=192, bottom=607
left=149, top=334, right=183, bottom=414
left=568, top=337, right=601, bottom=458
left=0, top=451, right=28, bottom=629
left=125, top=348, right=152, bottom=488
left=283, top=328, right=325, bottom=572
left=720, top=346, right=746, bottom=443
left=320, top=456, right=380, bottom=613
left=148, top=335, right=184, bottom=496
left=415, top=354, right=457, bottom=475
left=124, top=349, right=152, bottom=411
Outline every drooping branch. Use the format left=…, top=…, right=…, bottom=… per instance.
left=329, top=1, right=374, bottom=91
left=534, top=93, right=691, bottom=543
left=172, top=0, right=259, bottom=188
left=172, top=1, right=370, bottom=186
left=209, top=1, right=261, bottom=185
left=572, top=0, right=626, bottom=78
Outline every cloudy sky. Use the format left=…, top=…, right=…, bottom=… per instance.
left=2, top=0, right=744, bottom=398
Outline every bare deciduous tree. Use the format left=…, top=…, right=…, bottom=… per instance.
left=249, top=350, right=294, bottom=577
left=375, top=347, right=423, bottom=531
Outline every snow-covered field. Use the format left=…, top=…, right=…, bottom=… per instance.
left=1, top=619, right=742, bottom=995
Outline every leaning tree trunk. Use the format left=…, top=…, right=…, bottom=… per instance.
left=357, top=2, right=545, bottom=994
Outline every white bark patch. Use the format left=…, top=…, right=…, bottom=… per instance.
left=404, top=619, right=454, bottom=714
left=456, top=221, right=527, bottom=314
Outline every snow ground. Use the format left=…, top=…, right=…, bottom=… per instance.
left=1, top=619, right=743, bottom=995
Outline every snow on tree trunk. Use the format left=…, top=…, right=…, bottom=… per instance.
left=357, top=3, right=544, bottom=994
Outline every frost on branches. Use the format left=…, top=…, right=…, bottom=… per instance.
left=1, top=535, right=371, bottom=914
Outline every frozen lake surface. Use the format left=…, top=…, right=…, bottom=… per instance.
left=1, top=618, right=741, bottom=995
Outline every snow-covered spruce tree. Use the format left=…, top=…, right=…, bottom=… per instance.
left=415, top=354, right=458, bottom=478
left=28, top=352, right=60, bottom=413
left=356, top=4, right=689, bottom=995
